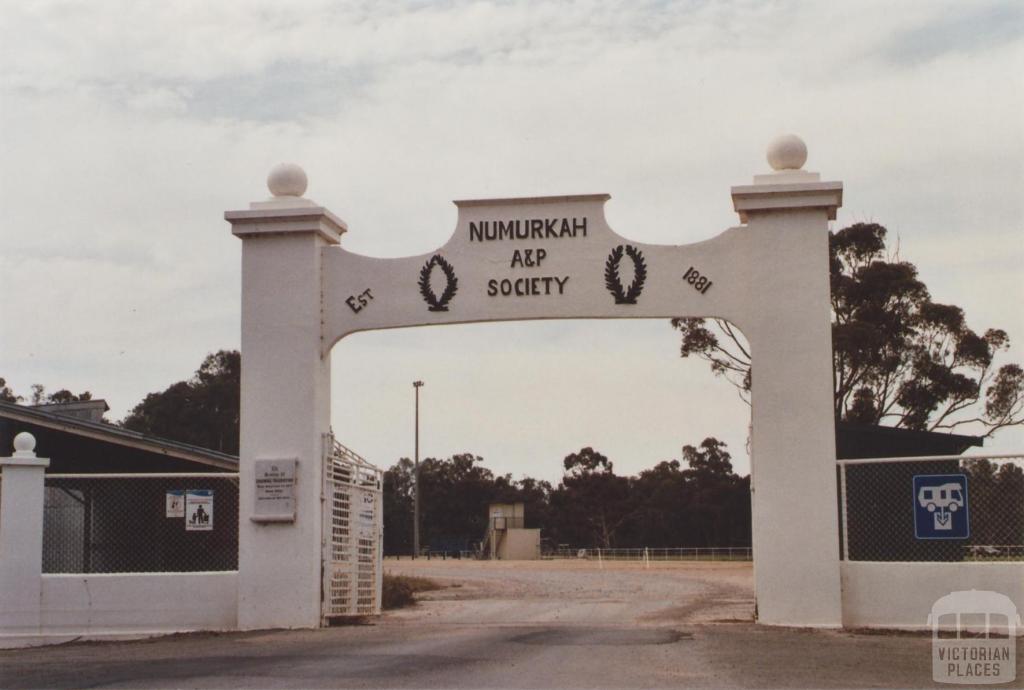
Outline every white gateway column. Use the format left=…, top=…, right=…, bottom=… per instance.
left=0, top=433, right=50, bottom=633
left=225, top=164, right=345, bottom=629
left=731, top=135, right=844, bottom=626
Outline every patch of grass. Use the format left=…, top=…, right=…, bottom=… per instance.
left=382, top=574, right=444, bottom=610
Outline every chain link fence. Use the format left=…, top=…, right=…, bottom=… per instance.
left=43, top=473, right=239, bottom=573
left=838, top=455, right=1024, bottom=562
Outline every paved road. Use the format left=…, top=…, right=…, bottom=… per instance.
left=1, top=560, right=1017, bottom=689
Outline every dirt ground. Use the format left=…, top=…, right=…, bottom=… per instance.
left=2, top=559, right=1020, bottom=689
left=383, top=557, right=755, bottom=626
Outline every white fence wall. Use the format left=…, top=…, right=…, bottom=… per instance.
left=40, top=572, right=238, bottom=636
left=842, top=562, right=1024, bottom=631
left=2, top=433, right=387, bottom=647
left=838, top=453, right=1024, bottom=633
left=0, top=436, right=242, bottom=648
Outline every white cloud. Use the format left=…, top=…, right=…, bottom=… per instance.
left=1, top=0, right=1022, bottom=476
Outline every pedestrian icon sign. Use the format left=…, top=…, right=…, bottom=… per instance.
left=913, top=474, right=969, bottom=540
left=185, top=490, right=214, bottom=532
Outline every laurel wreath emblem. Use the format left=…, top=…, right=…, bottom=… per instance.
left=605, top=244, right=647, bottom=305
left=419, top=254, right=459, bottom=312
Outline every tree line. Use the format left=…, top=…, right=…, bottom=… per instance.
left=383, top=440, right=751, bottom=555
left=963, top=458, right=1024, bottom=549
left=0, top=379, right=96, bottom=406
left=1, top=351, right=241, bottom=456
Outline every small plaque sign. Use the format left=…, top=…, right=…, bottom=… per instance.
left=356, top=490, right=376, bottom=540
left=166, top=490, right=185, bottom=518
left=252, top=458, right=297, bottom=523
left=185, top=490, right=214, bottom=531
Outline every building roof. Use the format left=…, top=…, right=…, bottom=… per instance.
left=835, top=421, right=983, bottom=460
left=0, top=400, right=238, bottom=471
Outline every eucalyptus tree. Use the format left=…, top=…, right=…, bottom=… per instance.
left=671, top=223, right=1023, bottom=437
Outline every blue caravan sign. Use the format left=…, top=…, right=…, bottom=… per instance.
left=913, top=474, right=970, bottom=540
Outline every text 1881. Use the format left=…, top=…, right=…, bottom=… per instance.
left=683, top=266, right=713, bottom=294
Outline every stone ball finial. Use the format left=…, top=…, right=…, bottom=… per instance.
left=267, top=163, right=308, bottom=198
left=13, top=432, right=36, bottom=455
left=766, top=134, right=808, bottom=171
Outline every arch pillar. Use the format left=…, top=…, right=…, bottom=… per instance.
left=731, top=149, right=843, bottom=625
left=226, top=181, right=345, bottom=630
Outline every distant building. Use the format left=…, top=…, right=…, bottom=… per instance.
left=29, top=399, right=110, bottom=424
left=482, top=502, right=541, bottom=560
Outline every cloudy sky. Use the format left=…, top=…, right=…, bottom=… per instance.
left=2, top=0, right=1022, bottom=482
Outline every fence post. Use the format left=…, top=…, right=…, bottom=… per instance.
left=0, top=433, right=50, bottom=633
left=839, top=463, right=849, bottom=561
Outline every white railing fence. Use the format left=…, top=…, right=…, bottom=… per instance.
left=545, top=546, right=752, bottom=561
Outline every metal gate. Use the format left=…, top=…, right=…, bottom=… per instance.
left=321, top=433, right=383, bottom=622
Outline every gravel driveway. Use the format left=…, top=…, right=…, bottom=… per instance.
left=383, top=558, right=755, bottom=626
left=3, top=559, right=1019, bottom=689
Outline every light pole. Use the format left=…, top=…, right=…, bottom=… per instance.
left=412, top=380, right=424, bottom=558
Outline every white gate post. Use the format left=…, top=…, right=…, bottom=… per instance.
left=0, top=433, right=50, bottom=633
left=731, top=135, right=843, bottom=626
left=226, top=164, right=345, bottom=629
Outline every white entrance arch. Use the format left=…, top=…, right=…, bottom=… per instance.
left=225, top=136, right=844, bottom=629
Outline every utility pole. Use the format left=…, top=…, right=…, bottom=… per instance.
left=412, top=380, right=424, bottom=558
